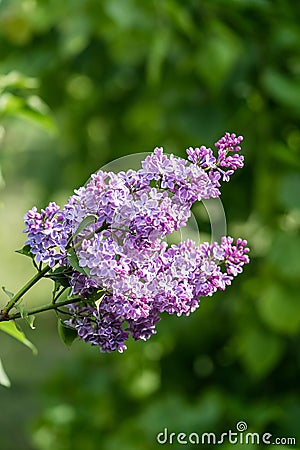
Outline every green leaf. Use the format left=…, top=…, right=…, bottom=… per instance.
left=268, top=232, right=300, bottom=278
left=257, top=284, right=300, bottom=335
left=46, top=266, right=72, bottom=288
left=272, top=143, right=300, bottom=169
left=88, top=290, right=106, bottom=311
left=88, top=289, right=105, bottom=303
left=2, top=286, right=14, bottom=299
left=15, top=244, right=35, bottom=259
left=0, top=71, right=38, bottom=91
left=0, top=357, right=11, bottom=388
left=262, top=68, right=300, bottom=113
left=58, top=319, right=78, bottom=349
left=0, top=92, right=24, bottom=115
left=95, top=296, right=105, bottom=313
left=67, top=247, right=89, bottom=275
left=0, top=71, right=56, bottom=134
left=71, top=214, right=97, bottom=241
left=236, top=326, right=284, bottom=378
left=278, top=173, right=300, bottom=210
left=15, top=105, right=57, bottom=135
left=147, top=28, right=171, bottom=85
left=195, top=21, right=241, bottom=90
left=0, top=321, right=37, bottom=354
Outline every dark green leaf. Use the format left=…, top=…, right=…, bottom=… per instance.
left=237, top=326, right=284, bottom=378
left=262, top=68, right=300, bottom=113
left=57, top=319, right=78, bottom=349
left=15, top=244, right=35, bottom=259
left=85, top=290, right=106, bottom=308
left=67, top=248, right=89, bottom=275
left=278, top=173, right=300, bottom=210
left=88, top=289, right=105, bottom=302
left=0, top=88, right=56, bottom=134
left=257, top=284, right=300, bottom=335
left=268, top=232, right=300, bottom=278
left=46, top=266, right=72, bottom=288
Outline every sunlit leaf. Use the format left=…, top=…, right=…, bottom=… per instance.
left=0, top=71, right=38, bottom=90
left=95, top=293, right=106, bottom=312
left=14, top=107, right=57, bottom=134
left=195, top=21, right=241, bottom=89
left=0, top=80, right=57, bottom=134
left=0, top=92, right=23, bottom=114
left=0, top=357, right=11, bottom=388
left=0, top=321, right=37, bottom=354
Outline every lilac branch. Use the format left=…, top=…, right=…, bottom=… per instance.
left=0, top=296, right=84, bottom=322
left=0, top=265, right=51, bottom=320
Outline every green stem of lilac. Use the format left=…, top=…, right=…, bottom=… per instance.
left=0, top=265, right=51, bottom=319
left=2, top=296, right=84, bottom=322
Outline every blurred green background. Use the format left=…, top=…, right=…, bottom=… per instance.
left=1, top=0, right=300, bottom=449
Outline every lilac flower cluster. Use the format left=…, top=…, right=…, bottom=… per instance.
left=186, top=132, right=244, bottom=182
left=23, top=132, right=250, bottom=353
left=24, top=202, right=67, bottom=266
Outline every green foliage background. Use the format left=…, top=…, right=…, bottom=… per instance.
left=1, top=0, right=300, bottom=449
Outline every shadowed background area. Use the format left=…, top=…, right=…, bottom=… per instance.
left=1, top=0, right=300, bottom=449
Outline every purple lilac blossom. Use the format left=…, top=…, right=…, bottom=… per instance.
left=24, top=202, right=68, bottom=267
left=24, top=132, right=250, bottom=353
left=187, top=132, right=244, bottom=182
